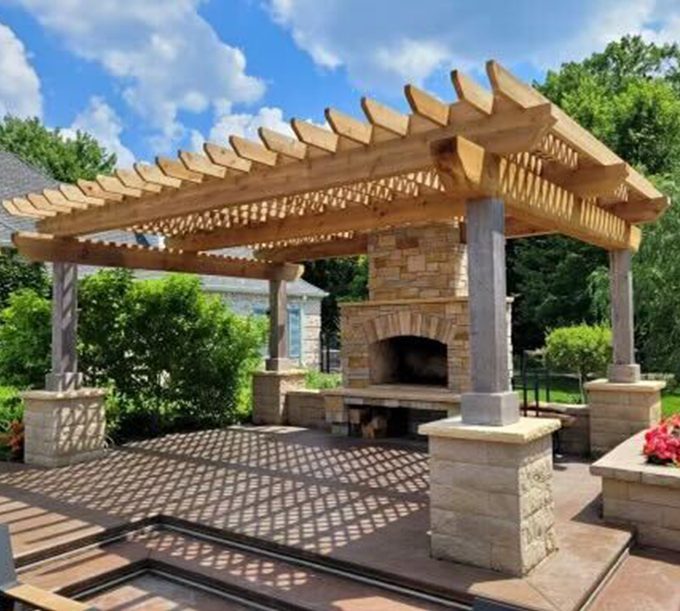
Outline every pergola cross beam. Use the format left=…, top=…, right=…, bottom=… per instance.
left=12, top=233, right=303, bottom=281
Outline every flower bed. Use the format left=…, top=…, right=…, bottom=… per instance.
left=644, top=415, right=680, bottom=466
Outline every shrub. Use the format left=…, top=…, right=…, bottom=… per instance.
left=544, top=324, right=612, bottom=399
left=80, top=272, right=267, bottom=441
left=0, top=272, right=267, bottom=443
left=0, top=386, right=23, bottom=461
left=305, top=370, right=341, bottom=389
left=0, top=289, right=51, bottom=388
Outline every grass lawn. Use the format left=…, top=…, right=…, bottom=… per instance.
left=515, top=374, right=680, bottom=418
left=662, top=391, right=680, bottom=417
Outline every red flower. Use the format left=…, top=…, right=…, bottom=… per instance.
left=644, top=417, right=680, bottom=466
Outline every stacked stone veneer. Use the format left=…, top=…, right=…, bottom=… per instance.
left=22, top=388, right=107, bottom=468
left=368, top=222, right=467, bottom=301
left=252, top=370, right=306, bottom=425
left=287, top=390, right=326, bottom=429
left=341, top=299, right=471, bottom=392
left=586, top=380, right=664, bottom=456
left=592, top=430, right=680, bottom=553
left=341, top=223, right=512, bottom=395
left=428, top=429, right=557, bottom=576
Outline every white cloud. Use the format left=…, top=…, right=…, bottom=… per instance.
left=15, top=0, right=265, bottom=150
left=64, top=97, right=135, bottom=168
left=191, top=105, right=293, bottom=151
left=267, top=0, right=677, bottom=91
left=0, top=23, right=42, bottom=118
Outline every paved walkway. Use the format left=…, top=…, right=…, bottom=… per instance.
left=0, top=426, right=669, bottom=610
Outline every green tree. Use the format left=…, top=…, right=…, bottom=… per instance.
left=510, top=36, right=680, bottom=352
left=0, top=289, right=51, bottom=388
left=0, top=248, right=49, bottom=309
left=0, top=116, right=116, bottom=182
left=303, top=256, right=368, bottom=346
left=545, top=325, right=612, bottom=400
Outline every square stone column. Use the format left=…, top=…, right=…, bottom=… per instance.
left=252, top=370, right=306, bottom=425
left=22, top=388, right=107, bottom=468
left=46, top=262, right=82, bottom=392
left=420, top=417, right=560, bottom=576
left=461, top=198, right=519, bottom=425
left=586, top=379, right=665, bottom=456
left=266, top=279, right=295, bottom=372
left=607, top=249, right=640, bottom=384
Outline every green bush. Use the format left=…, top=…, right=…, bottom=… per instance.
left=544, top=324, right=612, bottom=399
left=0, top=386, right=23, bottom=425
left=305, top=370, right=341, bottom=389
left=0, top=289, right=51, bottom=388
left=0, top=271, right=267, bottom=442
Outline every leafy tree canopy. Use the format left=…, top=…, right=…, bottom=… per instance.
left=0, top=116, right=115, bottom=183
left=510, top=36, right=680, bottom=354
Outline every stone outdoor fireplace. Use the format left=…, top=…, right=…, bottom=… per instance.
left=324, top=222, right=512, bottom=438
left=340, top=222, right=474, bottom=394
left=370, top=336, right=448, bottom=387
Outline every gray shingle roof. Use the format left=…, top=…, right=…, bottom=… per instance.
left=0, top=150, right=59, bottom=245
left=0, top=150, right=326, bottom=300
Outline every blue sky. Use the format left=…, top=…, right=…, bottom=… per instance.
left=0, top=0, right=678, bottom=168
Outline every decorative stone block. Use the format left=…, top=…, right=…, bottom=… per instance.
left=22, top=388, right=108, bottom=468
left=592, top=430, right=680, bottom=552
left=286, top=389, right=326, bottom=429
left=419, top=416, right=561, bottom=576
left=586, top=379, right=665, bottom=456
left=252, top=370, right=306, bottom=425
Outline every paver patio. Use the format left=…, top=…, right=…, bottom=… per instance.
left=0, top=426, right=644, bottom=610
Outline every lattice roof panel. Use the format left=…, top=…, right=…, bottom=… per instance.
left=3, top=61, right=668, bottom=267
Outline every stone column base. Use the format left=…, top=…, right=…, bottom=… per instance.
left=419, top=416, right=561, bottom=577
left=252, top=370, right=306, bottom=425
left=585, top=379, right=665, bottom=457
left=22, top=388, right=108, bottom=468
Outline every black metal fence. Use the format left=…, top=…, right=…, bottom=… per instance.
left=512, top=350, right=583, bottom=413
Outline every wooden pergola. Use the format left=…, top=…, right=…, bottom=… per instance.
left=2, top=61, right=667, bottom=416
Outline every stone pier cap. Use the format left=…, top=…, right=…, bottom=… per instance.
left=419, top=415, right=561, bottom=444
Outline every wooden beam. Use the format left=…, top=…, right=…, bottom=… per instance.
left=255, top=235, right=369, bottom=262
left=12, top=233, right=302, bottom=281
left=432, top=136, right=641, bottom=251
left=505, top=218, right=553, bottom=239
left=544, top=162, right=629, bottom=198
left=486, top=60, right=665, bottom=208
left=37, top=104, right=555, bottom=237
left=167, top=194, right=465, bottom=252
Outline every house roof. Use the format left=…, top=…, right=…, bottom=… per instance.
left=0, top=150, right=326, bottom=299
left=0, top=150, right=58, bottom=245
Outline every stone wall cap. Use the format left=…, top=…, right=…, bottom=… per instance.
left=286, top=388, right=320, bottom=396
left=340, top=296, right=514, bottom=308
left=252, top=369, right=307, bottom=378
left=21, top=387, right=108, bottom=400
left=584, top=379, right=666, bottom=393
left=418, top=416, right=560, bottom=444
left=591, top=430, right=680, bottom=488
left=323, top=385, right=461, bottom=404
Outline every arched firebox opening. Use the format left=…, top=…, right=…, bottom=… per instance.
left=369, top=335, right=448, bottom=387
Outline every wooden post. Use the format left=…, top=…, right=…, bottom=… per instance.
left=45, top=262, right=82, bottom=391
left=266, top=278, right=291, bottom=371
left=607, top=249, right=640, bottom=383
left=461, top=198, right=519, bottom=425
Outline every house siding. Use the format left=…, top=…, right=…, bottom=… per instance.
left=212, top=290, right=322, bottom=369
